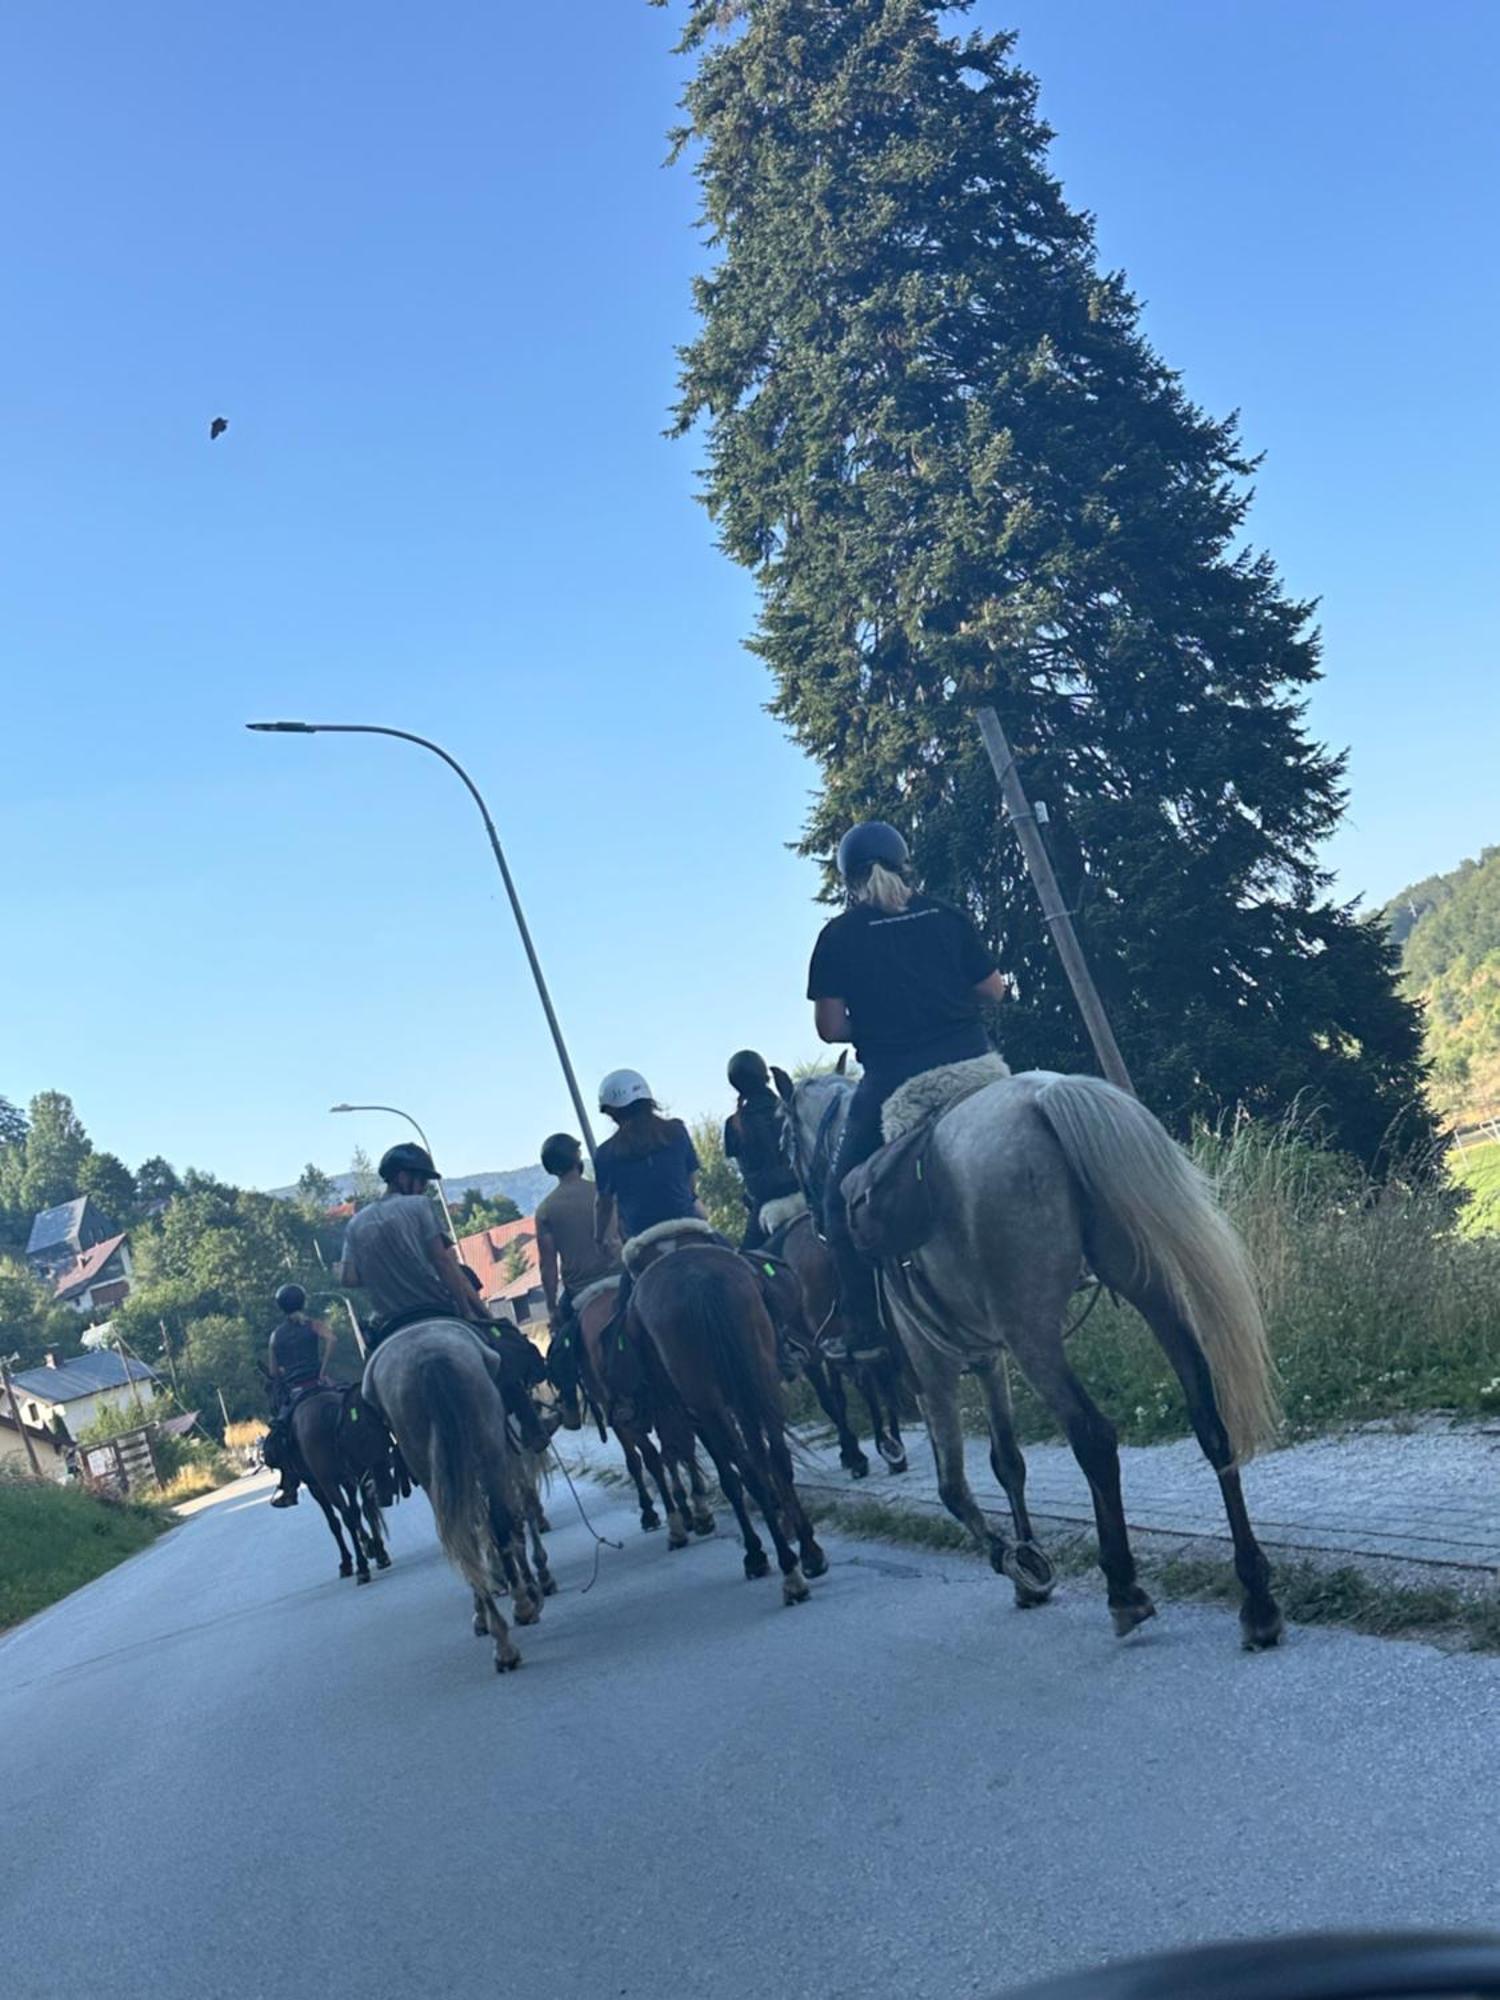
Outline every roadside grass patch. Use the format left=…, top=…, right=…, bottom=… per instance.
left=0, top=1475, right=168, bottom=1631
left=1451, top=1138, right=1500, bottom=1238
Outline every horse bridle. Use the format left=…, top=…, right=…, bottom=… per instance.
left=782, top=1085, right=846, bottom=1218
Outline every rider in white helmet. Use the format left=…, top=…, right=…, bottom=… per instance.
left=592, top=1070, right=705, bottom=1252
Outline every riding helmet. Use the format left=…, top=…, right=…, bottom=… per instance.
left=598, top=1068, right=653, bottom=1114
left=275, top=1282, right=307, bottom=1315
left=836, top=820, right=910, bottom=883
left=378, top=1141, right=440, bottom=1185
left=541, top=1132, right=582, bottom=1177
left=727, top=1050, right=770, bottom=1096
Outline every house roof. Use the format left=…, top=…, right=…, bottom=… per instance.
left=0, top=1404, right=64, bottom=1450
left=25, top=1197, right=91, bottom=1258
left=456, top=1219, right=542, bottom=1304
left=9, top=1350, right=157, bottom=1406
left=53, top=1233, right=129, bottom=1302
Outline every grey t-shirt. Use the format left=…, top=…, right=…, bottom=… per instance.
left=339, top=1193, right=451, bottom=1321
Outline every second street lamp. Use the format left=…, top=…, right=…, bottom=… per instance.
left=329, top=1101, right=460, bottom=1244
left=249, top=720, right=598, bottom=1159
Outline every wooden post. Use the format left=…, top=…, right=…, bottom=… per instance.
left=973, top=705, right=1137, bottom=1098
left=1, top=1356, right=44, bottom=1480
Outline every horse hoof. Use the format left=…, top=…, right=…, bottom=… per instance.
left=541, top=1573, right=559, bottom=1598
left=375, top=1552, right=393, bottom=1571
left=1110, top=1592, right=1158, bottom=1638
left=877, top=1437, right=907, bottom=1470
left=495, top=1650, right=522, bottom=1674
left=473, top=1613, right=488, bottom=1637
left=1241, top=1605, right=1285, bottom=1651
left=846, top=1456, right=870, bottom=1480
left=512, top=1593, right=541, bottom=1628
left=692, top=1510, right=716, bottom=1537
left=744, top=1550, right=771, bottom=1581
left=339, top=1563, right=354, bottom=1579
left=801, top=1543, right=829, bottom=1580
left=1003, top=1541, right=1056, bottom=1608
left=356, top=1571, right=372, bottom=1586
left=641, top=1509, right=662, bottom=1533
left=782, top=1566, right=811, bottom=1606
left=668, top=1529, right=690, bottom=1551
left=536, top=1513, right=553, bottom=1534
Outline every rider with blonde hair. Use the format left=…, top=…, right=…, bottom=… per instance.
left=808, top=821, right=1010, bottom=1361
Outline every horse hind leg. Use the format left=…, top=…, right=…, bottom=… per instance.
left=477, top=1591, right=521, bottom=1672
left=699, top=1422, right=770, bottom=1579
left=360, top=1475, right=393, bottom=1570
left=618, top=1435, right=661, bottom=1532
left=684, top=1446, right=716, bottom=1534
left=527, top=1493, right=557, bottom=1597
left=976, top=1361, right=1054, bottom=1607
left=1143, top=1300, right=1282, bottom=1649
left=859, top=1355, right=910, bottom=1473
left=762, top=1423, right=827, bottom=1582
left=337, top=1485, right=373, bottom=1584
left=313, top=1490, right=355, bottom=1579
left=637, top=1431, right=690, bottom=1549
left=809, top=1358, right=869, bottom=1478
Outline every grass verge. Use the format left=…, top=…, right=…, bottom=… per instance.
left=804, top=1492, right=1500, bottom=1654
left=0, top=1476, right=169, bottom=1631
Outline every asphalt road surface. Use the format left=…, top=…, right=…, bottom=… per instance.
left=3, top=1467, right=1497, bottom=2000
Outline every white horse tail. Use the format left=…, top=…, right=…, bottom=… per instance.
left=1034, top=1075, right=1279, bottom=1463
left=421, top=1354, right=500, bottom=1597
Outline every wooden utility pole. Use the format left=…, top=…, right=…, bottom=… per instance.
left=973, top=705, right=1137, bottom=1098
left=1, top=1355, right=43, bottom=1480
left=341, top=1298, right=368, bottom=1362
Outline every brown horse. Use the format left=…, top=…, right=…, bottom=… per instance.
left=628, top=1239, right=826, bottom=1605
left=558, top=1277, right=716, bottom=1548
left=288, top=1387, right=394, bottom=1585
left=752, top=1210, right=911, bottom=1478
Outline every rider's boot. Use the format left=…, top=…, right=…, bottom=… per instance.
left=269, top=1470, right=300, bottom=1508
left=824, top=1209, right=889, bottom=1366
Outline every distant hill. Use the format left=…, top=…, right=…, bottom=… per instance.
left=269, top=1164, right=553, bottom=1216
left=1383, top=846, right=1500, bottom=1125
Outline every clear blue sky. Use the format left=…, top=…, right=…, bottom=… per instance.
left=3, top=2, right=1496, bottom=1192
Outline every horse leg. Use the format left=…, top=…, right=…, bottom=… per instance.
left=336, top=1482, right=372, bottom=1584
left=904, top=1342, right=1019, bottom=1582
left=1144, top=1303, right=1282, bottom=1648
left=976, top=1360, right=1053, bottom=1607
left=1021, top=1346, right=1154, bottom=1637
left=617, top=1433, right=661, bottom=1532
left=359, top=1475, right=393, bottom=1570
left=478, top=1590, right=521, bottom=1672
left=697, top=1421, right=770, bottom=1579
left=311, top=1487, right=355, bottom=1578
left=732, top=1438, right=810, bottom=1605
left=808, top=1358, right=869, bottom=1478
left=762, top=1423, right=827, bottom=1582
left=685, top=1448, right=716, bottom=1534
left=858, top=1354, right=910, bottom=1473
left=636, top=1429, right=690, bottom=1549
left=660, top=1449, right=694, bottom=1541
left=527, top=1491, right=557, bottom=1597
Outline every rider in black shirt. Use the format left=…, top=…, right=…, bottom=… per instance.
left=807, top=822, right=1009, bottom=1361
left=723, top=1049, right=801, bottom=1249
left=265, top=1283, right=335, bottom=1508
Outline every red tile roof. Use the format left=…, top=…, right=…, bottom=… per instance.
left=53, top=1234, right=129, bottom=1303
left=455, top=1218, right=543, bottom=1304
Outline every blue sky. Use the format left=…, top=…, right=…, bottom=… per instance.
left=3, top=1, right=1496, bottom=1192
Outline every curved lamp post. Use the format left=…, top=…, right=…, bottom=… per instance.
left=248, top=721, right=597, bottom=1160
left=329, top=1100, right=459, bottom=1243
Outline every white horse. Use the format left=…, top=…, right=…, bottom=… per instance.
left=781, top=1063, right=1282, bottom=1648
left=364, top=1319, right=543, bottom=1674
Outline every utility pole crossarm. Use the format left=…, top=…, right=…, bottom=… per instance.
left=973, top=705, right=1136, bottom=1099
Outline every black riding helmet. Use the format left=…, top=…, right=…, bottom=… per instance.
left=727, top=1050, right=770, bottom=1096
left=379, top=1141, right=439, bottom=1184
left=836, top=820, right=910, bottom=883
left=275, top=1283, right=306, bottom=1315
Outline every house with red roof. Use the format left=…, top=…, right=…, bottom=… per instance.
left=455, top=1216, right=546, bottom=1327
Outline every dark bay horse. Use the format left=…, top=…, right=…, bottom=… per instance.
left=628, top=1240, right=826, bottom=1605
left=752, top=1209, right=910, bottom=1478
left=289, top=1387, right=394, bottom=1585
left=785, top=1068, right=1282, bottom=1648
left=364, top=1319, right=542, bottom=1674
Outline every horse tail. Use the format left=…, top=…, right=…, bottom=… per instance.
left=690, top=1269, right=787, bottom=1459
left=420, top=1354, right=499, bottom=1596
left=1033, top=1075, right=1278, bottom=1463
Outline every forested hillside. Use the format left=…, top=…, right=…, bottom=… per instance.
left=1384, top=847, right=1500, bottom=1123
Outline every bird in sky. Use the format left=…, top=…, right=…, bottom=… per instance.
left=209, top=416, right=228, bottom=441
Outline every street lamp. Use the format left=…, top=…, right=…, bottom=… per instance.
left=329, top=1100, right=460, bottom=1245
left=248, top=721, right=597, bottom=1159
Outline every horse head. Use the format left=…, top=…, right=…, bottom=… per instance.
left=781, top=1069, right=856, bottom=1215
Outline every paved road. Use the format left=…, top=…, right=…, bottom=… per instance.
left=3, top=1470, right=1497, bottom=2000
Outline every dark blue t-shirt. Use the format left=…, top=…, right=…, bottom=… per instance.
left=595, top=1120, right=701, bottom=1240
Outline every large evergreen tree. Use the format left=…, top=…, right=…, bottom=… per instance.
left=663, top=0, right=1433, bottom=1167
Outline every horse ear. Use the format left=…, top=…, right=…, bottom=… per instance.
left=771, top=1065, right=795, bottom=1104
left=835, top=1050, right=849, bottom=1076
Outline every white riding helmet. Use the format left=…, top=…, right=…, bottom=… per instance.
left=598, top=1068, right=654, bottom=1113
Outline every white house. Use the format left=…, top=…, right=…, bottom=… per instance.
left=5, top=1350, right=159, bottom=1448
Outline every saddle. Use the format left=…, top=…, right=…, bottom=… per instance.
left=620, top=1216, right=725, bottom=1274
left=841, top=1116, right=941, bottom=1263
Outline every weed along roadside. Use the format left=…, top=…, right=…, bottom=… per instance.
left=0, top=1474, right=173, bottom=1632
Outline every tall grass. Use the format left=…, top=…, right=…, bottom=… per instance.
left=0, top=1473, right=166, bottom=1630
left=965, top=1115, right=1500, bottom=1446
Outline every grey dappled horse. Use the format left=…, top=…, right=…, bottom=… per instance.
left=782, top=1068, right=1282, bottom=1648
left=364, top=1319, right=542, bottom=1674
